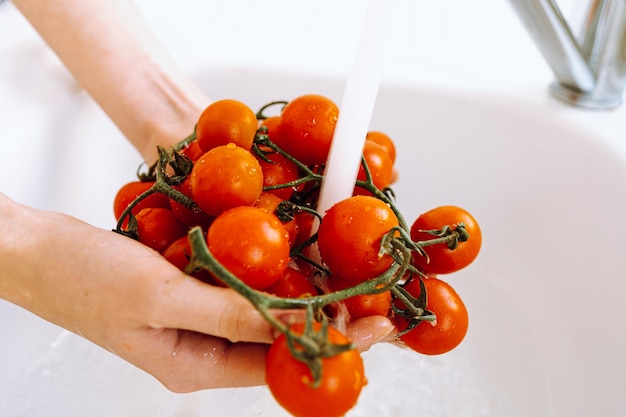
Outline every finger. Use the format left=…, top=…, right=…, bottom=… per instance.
left=345, top=315, right=397, bottom=351
left=152, top=275, right=303, bottom=344
left=121, top=328, right=268, bottom=392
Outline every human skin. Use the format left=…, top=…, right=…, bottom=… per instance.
left=2, top=0, right=395, bottom=392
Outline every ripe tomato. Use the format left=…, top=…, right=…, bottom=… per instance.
left=265, top=323, right=366, bottom=417
left=162, top=235, right=214, bottom=284
left=327, top=275, right=391, bottom=319
left=394, top=276, right=468, bottom=355
left=266, top=266, right=318, bottom=298
left=410, top=205, right=482, bottom=274
left=354, top=139, right=394, bottom=195
left=195, top=99, right=258, bottom=152
left=259, top=115, right=281, bottom=142
left=169, top=176, right=213, bottom=229
left=254, top=192, right=297, bottom=245
left=134, top=207, right=187, bottom=253
left=207, top=206, right=290, bottom=290
left=113, top=181, right=170, bottom=222
left=317, top=195, right=399, bottom=282
left=275, top=94, right=339, bottom=165
left=178, top=140, right=204, bottom=162
left=292, top=209, right=316, bottom=248
left=256, top=152, right=300, bottom=201
left=190, top=143, right=263, bottom=216
left=366, top=131, right=396, bottom=163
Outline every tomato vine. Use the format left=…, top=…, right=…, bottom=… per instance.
left=112, top=96, right=481, bottom=416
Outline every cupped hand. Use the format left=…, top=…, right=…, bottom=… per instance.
left=0, top=195, right=394, bottom=392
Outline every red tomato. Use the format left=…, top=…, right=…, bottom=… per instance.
left=275, top=94, right=339, bottom=165
left=292, top=210, right=316, bottom=248
left=354, top=139, right=394, bottom=195
left=178, top=140, right=205, bottom=161
left=265, top=323, right=366, bottom=417
left=327, top=275, right=391, bottom=319
left=366, top=131, right=396, bottom=163
left=394, top=276, right=469, bottom=355
left=162, top=235, right=214, bottom=284
left=317, top=195, right=399, bottom=282
left=207, top=206, right=290, bottom=290
left=195, top=99, right=258, bottom=152
left=169, top=176, right=213, bottom=229
left=410, top=205, right=482, bottom=274
left=190, top=143, right=263, bottom=216
left=134, top=207, right=187, bottom=253
left=259, top=115, right=281, bottom=142
left=266, top=267, right=318, bottom=298
left=113, top=181, right=170, bottom=222
left=254, top=192, right=297, bottom=245
left=256, top=152, right=300, bottom=201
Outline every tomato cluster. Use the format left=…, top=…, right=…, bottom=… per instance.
left=113, top=94, right=481, bottom=417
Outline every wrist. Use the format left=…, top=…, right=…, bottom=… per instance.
left=138, top=70, right=209, bottom=162
left=0, top=194, right=35, bottom=305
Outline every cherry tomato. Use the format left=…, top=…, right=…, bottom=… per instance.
left=254, top=192, right=297, bottom=245
left=259, top=115, right=281, bottom=142
left=190, top=143, right=263, bottom=216
left=266, top=266, right=318, bottom=298
left=366, top=131, right=396, bottom=163
left=178, top=140, right=205, bottom=161
left=317, top=195, right=399, bottom=282
left=354, top=139, right=394, bottom=195
left=195, top=99, right=258, bottom=152
left=275, top=94, right=339, bottom=165
left=410, top=205, right=482, bottom=274
left=256, top=152, right=300, bottom=201
left=327, top=275, right=391, bottom=319
left=169, top=176, right=213, bottom=229
left=265, top=323, right=366, bottom=417
left=162, top=235, right=214, bottom=284
left=134, top=207, right=187, bottom=253
left=394, top=276, right=469, bottom=355
left=292, top=210, right=316, bottom=248
left=113, top=181, right=170, bottom=222
left=207, top=206, right=290, bottom=290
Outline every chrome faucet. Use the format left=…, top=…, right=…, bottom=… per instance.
left=508, top=0, right=626, bottom=109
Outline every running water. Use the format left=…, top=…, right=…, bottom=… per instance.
left=315, top=0, right=388, bottom=218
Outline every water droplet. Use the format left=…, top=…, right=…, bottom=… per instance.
left=226, top=142, right=236, bottom=149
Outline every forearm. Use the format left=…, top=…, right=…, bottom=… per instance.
left=13, top=0, right=210, bottom=161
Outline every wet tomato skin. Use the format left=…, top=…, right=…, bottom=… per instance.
left=113, top=181, right=170, bottom=223
left=265, top=323, right=366, bottom=417
left=206, top=206, right=290, bottom=290
left=135, top=207, right=187, bottom=253
left=195, top=99, right=258, bottom=152
left=410, top=206, right=482, bottom=274
left=317, top=195, right=399, bottom=283
left=190, top=143, right=263, bottom=217
left=275, top=94, right=339, bottom=166
left=394, top=276, right=469, bottom=355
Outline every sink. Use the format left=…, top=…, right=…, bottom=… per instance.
left=2, top=65, right=626, bottom=417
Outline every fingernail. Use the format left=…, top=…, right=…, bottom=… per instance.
left=350, top=316, right=397, bottom=351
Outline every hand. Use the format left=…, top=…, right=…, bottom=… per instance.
left=0, top=194, right=394, bottom=392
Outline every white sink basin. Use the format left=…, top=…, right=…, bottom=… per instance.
left=2, top=66, right=626, bottom=417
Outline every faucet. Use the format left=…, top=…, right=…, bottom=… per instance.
left=508, top=0, right=626, bottom=109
